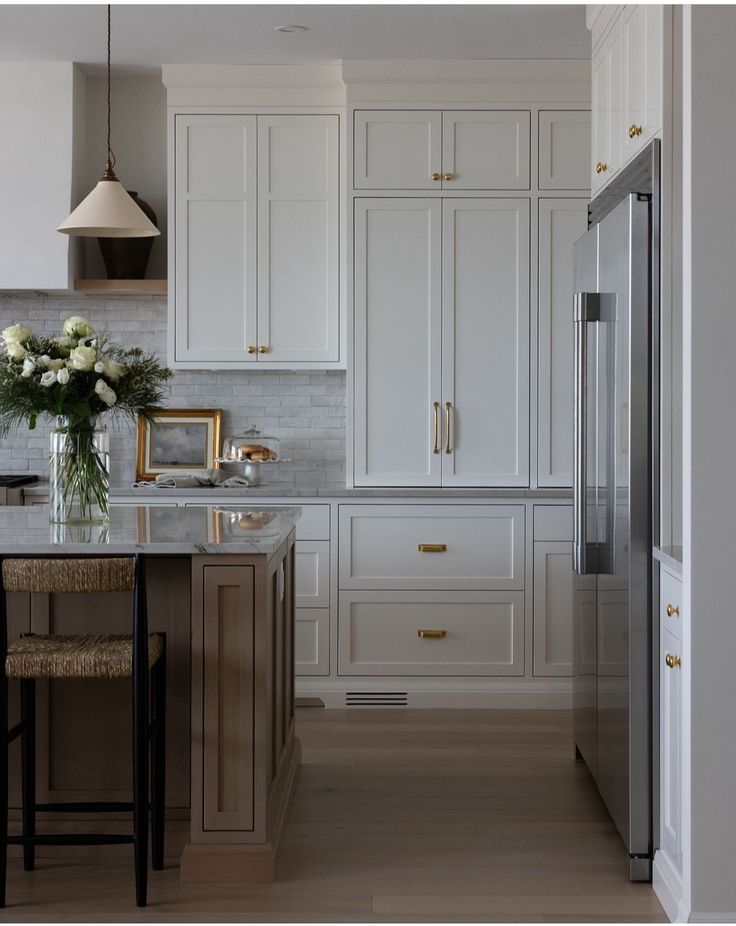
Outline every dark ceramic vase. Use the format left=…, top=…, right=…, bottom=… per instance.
left=97, top=191, right=158, bottom=280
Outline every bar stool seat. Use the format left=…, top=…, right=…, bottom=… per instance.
left=6, top=633, right=164, bottom=680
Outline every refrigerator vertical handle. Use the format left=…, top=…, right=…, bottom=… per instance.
left=573, top=293, right=589, bottom=575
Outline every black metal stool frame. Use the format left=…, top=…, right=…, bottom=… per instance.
left=0, top=554, right=166, bottom=908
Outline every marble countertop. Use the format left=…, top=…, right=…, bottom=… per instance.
left=23, top=483, right=572, bottom=500
left=0, top=505, right=301, bottom=556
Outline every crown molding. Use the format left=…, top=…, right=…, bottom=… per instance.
left=162, top=64, right=346, bottom=106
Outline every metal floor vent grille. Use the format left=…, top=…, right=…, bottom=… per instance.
left=345, top=691, right=408, bottom=707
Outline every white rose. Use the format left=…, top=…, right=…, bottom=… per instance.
left=20, top=357, right=36, bottom=378
left=56, top=367, right=70, bottom=385
left=47, top=359, right=64, bottom=371
left=2, top=324, right=31, bottom=346
left=94, top=378, right=117, bottom=407
left=68, top=344, right=97, bottom=371
left=101, top=358, right=124, bottom=381
left=62, top=316, right=95, bottom=340
left=39, top=370, right=57, bottom=387
left=36, top=355, right=50, bottom=369
left=5, top=342, right=27, bottom=362
left=52, top=336, right=72, bottom=355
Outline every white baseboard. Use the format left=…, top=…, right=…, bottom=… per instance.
left=654, top=850, right=689, bottom=923
left=296, top=677, right=573, bottom=709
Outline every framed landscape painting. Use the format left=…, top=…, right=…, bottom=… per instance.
left=136, top=408, right=222, bottom=480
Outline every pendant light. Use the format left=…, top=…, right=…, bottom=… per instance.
left=58, top=5, right=159, bottom=238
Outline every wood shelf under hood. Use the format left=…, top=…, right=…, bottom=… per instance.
left=73, top=279, right=167, bottom=296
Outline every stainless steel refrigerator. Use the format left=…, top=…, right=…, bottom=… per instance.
left=572, top=192, right=653, bottom=881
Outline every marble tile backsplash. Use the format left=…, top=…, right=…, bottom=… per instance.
left=0, top=294, right=346, bottom=487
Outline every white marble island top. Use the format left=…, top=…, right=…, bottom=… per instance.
left=0, top=505, right=301, bottom=556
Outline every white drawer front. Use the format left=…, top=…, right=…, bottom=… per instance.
left=338, top=590, right=524, bottom=676
left=293, top=504, right=330, bottom=541
left=339, top=504, right=524, bottom=590
left=660, top=566, right=682, bottom=643
left=295, top=608, right=330, bottom=676
left=295, top=540, right=330, bottom=608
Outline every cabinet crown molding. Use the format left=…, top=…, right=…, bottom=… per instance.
left=162, top=64, right=346, bottom=106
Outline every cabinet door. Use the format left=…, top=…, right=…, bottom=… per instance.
left=622, top=5, right=645, bottom=164
left=174, top=115, right=257, bottom=363
left=533, top=541, right=573, bottom=676
left=353, top=199, right=442, bottom=486
left=644, top=5, right=663, bottom=145
left=441, top=198, right=530, bottom=486
left=591, top=44, right=610, bottom=194
left=354, top=111, right=442, bottom=190
left=295, top=608, right=329, bottom=676
left=591, top=30, right=623, bottom=193
left=660, top=627, right=682, bottom=871
left=442, top=111, right=530, bottom=190
left=257, top=115, right=339, bottom=363
left=538, top=111, right=591, bottom=190
left=294, top=540, right=330, bottom=608
left=537, top=199, right=589, bottom=487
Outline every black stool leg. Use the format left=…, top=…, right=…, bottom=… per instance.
left=133, top=556, right=149, bottom=908
left=151, top=634, right=166, bottom=871
left=20, top=679, right=35, bottom=871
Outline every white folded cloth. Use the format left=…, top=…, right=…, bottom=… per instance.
left=133, top=468, right=251, bottom=489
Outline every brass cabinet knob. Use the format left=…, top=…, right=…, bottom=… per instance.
left=443, top=172, right=454, bottom=181
left=258, top=345, right=270, bottom=354
left=432, top=173, right=441, bottom=182
left=246, top=345, right=256, bottom=354
left=665, top=652, right=682, bottom=669
left=418, top=543, right=447, bottom=553
left=666, top=604, right=680, bottom=617
left=629, top=124, right=643, bottom=138
left=595, top=162, right=608, bottom=174
left=417, top=629, right=447, bottom=639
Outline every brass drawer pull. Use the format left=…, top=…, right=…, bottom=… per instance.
left=595, top=162, right=608, bottom=174
left=432, top=401, right=440, bottom=454
left=418, top=629, right=447, bottom=639
left=444, top=401, right=453, bottom=453
left=629, top=124, right=643, bottom=138
left=665, top=652, right=682, bottom=669
left=666, top=604, right=680, bottom=617
left=418, top=543, right=447, bottom=553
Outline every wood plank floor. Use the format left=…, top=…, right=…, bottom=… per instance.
left=0, top=709, right=666, bottom=922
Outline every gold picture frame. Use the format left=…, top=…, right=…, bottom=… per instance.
left=136, top=408, right=222, bottom=481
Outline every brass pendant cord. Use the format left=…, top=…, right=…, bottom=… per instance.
left=103, top=3, right=117, bottom=179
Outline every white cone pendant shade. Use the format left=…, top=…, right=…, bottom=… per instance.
left=58, top=176, right=160, bottom=238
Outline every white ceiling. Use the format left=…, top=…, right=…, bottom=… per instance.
left=0, top=4, right=590, bottom=76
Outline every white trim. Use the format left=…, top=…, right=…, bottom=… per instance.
left=654, top=849, right=688, bottom=923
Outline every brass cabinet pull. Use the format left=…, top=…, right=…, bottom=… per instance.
left=432, top=401, right=440, bottom=454
left=666, top=604, right=680, bottom=617
left=258, top=345, right=270, bottom=354
left=444, top=401, right=453, bottom=453
left=418, top=629, right=447, bottom=639
left=247, top=345, right=256, bottom=354
left=595, top=162, right=608, bottom=174
left=418, top=543, right=447, bottom=553
left=665, top=652, right=682, bottom=669
left=628, top=124, right=643, bottom=138
left=432, top=173, right=441, bottom=182
left=443, top=172, right=454, bottom=181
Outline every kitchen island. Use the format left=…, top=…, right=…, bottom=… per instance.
left=0, top=504, right=301, bottom=882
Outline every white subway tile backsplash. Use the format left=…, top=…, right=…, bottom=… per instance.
left=0, top=294, right=346, bottom=487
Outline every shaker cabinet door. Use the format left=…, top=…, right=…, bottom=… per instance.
left=353, top=199, right=442, bottom=486
left=533, top=541, right=574, bottom=676
left=537, top=198, right=589, bottom=487
left=353, top=110, right=442, bottom=190
left=257, top=115, right=340, bottom=363
left=442, top=111, right=530, bottom=190
left=660, top=626, right=683, bottom=871
left=441, top=198, right=530, bottom=486
left=174, top=114, right=257, bottom=363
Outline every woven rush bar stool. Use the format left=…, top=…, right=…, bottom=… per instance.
left=0, top=554, right=166, bottom=908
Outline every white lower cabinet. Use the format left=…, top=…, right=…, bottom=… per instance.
left=533, top=541, right=574, bottom=676
left=295, top=608, right=330, bottom=677
left=659, top=566, right=683, bottom=876
left=338, top=590, right=525, bottom=677
left=294, top=540, right=330, bottom=608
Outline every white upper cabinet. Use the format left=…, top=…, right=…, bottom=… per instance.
left=353, top=199, right=442, bottom=486
left=441, top=199, right=530, bottom=486
left=353, top=110, right=441, bottom=190
left=171, top=113, right=341, bottom=368
left=257, top=115, right=339, bottom=363
left=442, top=111, right=530, bottom=189
left=590, top=5, right=664, bottom=193
left=353, top=110, right=531, bottom=191
left=175, top=115, right=258, bottom=364
left=538, top=111, right=591, bottom=190
left=537, top=198, right=590, bottom=487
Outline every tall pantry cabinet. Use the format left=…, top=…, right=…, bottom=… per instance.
left=352, top=107, right=590, bottom=489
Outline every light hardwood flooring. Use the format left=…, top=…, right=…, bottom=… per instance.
left=0, top=709, right=666, bottom=923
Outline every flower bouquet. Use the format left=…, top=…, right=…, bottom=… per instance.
left=0, top=316, right=172, bottom=523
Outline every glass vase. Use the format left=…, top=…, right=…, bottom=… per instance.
left=49, top=417, right=110, bottom=524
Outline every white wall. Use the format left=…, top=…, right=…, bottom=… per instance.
left=683, top=4, right=736, bottom=918
left=84, top=75, right=167, bottom=278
